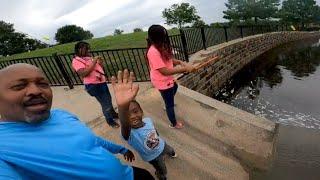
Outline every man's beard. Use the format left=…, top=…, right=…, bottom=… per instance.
left=24, top=111, right=51, bottom=124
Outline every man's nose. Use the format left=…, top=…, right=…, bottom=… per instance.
left=25, top=83, right=42, bottom=96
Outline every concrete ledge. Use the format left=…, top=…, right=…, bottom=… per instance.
left=177, top=85, right=278, bottom=170
left=178, top=85, right=276, bottom=132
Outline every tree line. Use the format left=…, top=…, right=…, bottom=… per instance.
left=0, top=21, right=47, bottom=57
left=223, top=0, right=320, bottom=28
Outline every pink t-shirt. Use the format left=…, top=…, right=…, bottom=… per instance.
left=147, top=45, right=174, bottom=90
left=72, top=56, right=106, bottom=84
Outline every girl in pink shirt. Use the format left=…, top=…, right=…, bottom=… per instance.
left=72, top=41, right=119, bottom=128
left=146, top=25, right=195, bottom=129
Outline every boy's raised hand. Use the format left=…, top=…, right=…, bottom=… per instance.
left=111, top=70, right=139, bottom=107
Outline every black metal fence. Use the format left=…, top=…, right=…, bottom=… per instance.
left=176, top=24, right=291, bottom=55
left=0, top=24, right=291, bottom=88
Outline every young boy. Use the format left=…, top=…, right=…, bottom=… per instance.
left=111, top=70, right=177, bottom=180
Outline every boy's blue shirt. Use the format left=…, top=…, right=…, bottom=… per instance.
left=127, top=117, right=165, bottom=162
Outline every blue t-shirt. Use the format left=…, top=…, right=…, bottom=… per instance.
left=127, top=118, right=165, bottom=162
left=0, top=109, right=133, bottom=180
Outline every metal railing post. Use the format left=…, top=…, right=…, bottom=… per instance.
left=223, top=26, right=228, bottom=42
left=240, top=25, right=244, bottom=38
left=179, top=29, right=189, bottom=62
left=52, top=53, right=74, bottom=89
left=200, top=27, right=207, bottom=50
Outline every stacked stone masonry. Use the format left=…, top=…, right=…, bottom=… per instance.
left=180, top=31, right=320, bottom=96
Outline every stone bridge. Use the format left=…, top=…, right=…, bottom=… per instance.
left=180, top=31, right=320, bottom=96
left=52, top=31, right=320, bottom=179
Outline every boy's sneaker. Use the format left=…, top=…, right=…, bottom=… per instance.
left=108, top=121, right=120, bottom=128
left=170, top=152, right=177, bottom=158
left=169, top=121, right=184, bottom=129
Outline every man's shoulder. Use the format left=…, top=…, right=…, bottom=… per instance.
left=50, top=109, right=79, bottom=121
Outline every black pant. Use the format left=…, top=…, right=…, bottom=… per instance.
left=149, top=144, right=175, bottom=180
left=132, top=166, right=154, bottom=180
left=85, top=82, right=116, bottom=125
left=159, top=83, right=178, bottom=126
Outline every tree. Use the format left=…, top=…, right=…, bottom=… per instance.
left=114, top=29, right=124, bottom=35
left=280, top=0, right=320, bottom=28
left=192, top=19, right=208, bottom=28
left=251, top=0, right=280, bottom=23
left=0, top=21, right=47, bottom=56
left=23, top=38, right=47, bottom=51
left=223, top=0, right=280, bottom=24
left=133, top=28, right=143, bottom=32
left=162, top=3, right=200, bottom=28
left=223, top=0, right=247, bottom=23
left=314, top=6, right=320, bottom=23
left=55, top=25, right=93, bottom=44
left=210, top=22, right=224, bottom=28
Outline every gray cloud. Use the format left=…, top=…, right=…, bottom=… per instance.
left=88, top=0, right=228, bottom=37
left=0, top=0, right=89, bottom=42
left=1, top=0, right=319, bottom=43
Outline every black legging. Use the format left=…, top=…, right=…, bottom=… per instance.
left=159, top=83, right=178, bottom=126
left=132, top=166, right=154, bottom=180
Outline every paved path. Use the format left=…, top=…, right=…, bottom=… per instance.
left=51, top=82, right=153, bottom=123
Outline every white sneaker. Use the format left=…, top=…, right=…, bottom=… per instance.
left=171, top=152, right=177, bottom=158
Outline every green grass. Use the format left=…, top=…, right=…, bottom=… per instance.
left=0, top=29, right=180, bottom=61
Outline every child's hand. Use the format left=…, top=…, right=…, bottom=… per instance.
left=123, top=150, right=135, bottom=162
left=111, top=69, right=139, bottom=107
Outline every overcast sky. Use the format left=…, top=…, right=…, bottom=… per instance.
left=0, top=0, right=227, bottom=43
left=1, top=0, right=319, bottom=44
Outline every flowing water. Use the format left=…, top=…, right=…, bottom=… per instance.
left=214, top=38, right=320, bottom=129
left=213, top=37, right=320, bottom=180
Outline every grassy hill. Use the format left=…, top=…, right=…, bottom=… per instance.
left=0, top=29, right=179, bottom=61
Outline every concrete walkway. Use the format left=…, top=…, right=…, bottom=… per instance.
left=51, top=82, right=153, bottom=123
left=51, top=83, right=276, bottom=180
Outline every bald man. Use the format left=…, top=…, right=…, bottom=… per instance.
left=0, top=64, right=154, bottom=180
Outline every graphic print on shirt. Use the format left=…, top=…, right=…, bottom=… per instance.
left=144, top=130, right=160, bottom=150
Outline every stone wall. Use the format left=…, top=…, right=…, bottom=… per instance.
left=179, top=31, right=320, bottom=96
